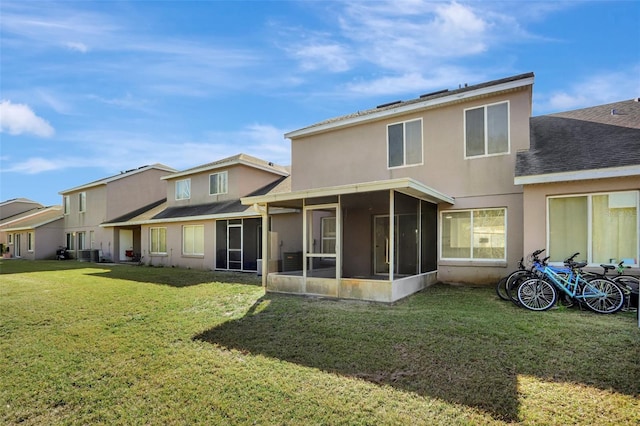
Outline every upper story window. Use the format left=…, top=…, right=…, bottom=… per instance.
left=209, top=171, right=228, bottom=195
left=175, top=178, right=191, bottom=200
left=465, top=101, right=509, bottom=158
left=387, top=118, right=423, bottom=168
left=63, top=196, right=70, bottom=215
left=78, top=192, right=86, bottom=213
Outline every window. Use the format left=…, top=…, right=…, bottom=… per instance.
left=465, top=101, right=509, bottom=158
left=548, top=191, right=638, bottom=265
left=89, top=231, right=95, bottom=248
left=66, top=233, right=75, bottom=250
left=28, top=232, right=34, bottom=252
left=150, top=227, right=167, bottom=254
left=7, top=234, right=12, bottom=244
left=63, top=196, right=70, bottom=215
left=209, top=171, right=228, bottom=195
left=321, top=216, right=336, bottom=254
left=388, top=118, right=423, bottom=168
left=175, top=179, right=191, bottom=200
left=77, top=232, right=86, bottom=250
left=441, top=208, right=506, bottom=260
left=183, top=225, right=204, bottom=255
left=78, top=192, right=86, bottom=212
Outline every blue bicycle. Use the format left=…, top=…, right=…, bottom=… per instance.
left=517, top=255, right=625, bottom=314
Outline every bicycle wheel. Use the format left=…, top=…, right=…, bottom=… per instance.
left=581, top=278, right=624, bottom=314
left=517, top=278, right=557, bottom=311
left=506, top=270, right=533, bottom=305
left=495, top=276, right=510, bottom=301
left=611, top=275, right=639, bottom=310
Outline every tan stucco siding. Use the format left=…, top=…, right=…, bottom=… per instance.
left=290, top=87, right=532, bottom=200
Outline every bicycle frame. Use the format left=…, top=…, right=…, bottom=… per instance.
left=537, top=264, right=608, bottom=301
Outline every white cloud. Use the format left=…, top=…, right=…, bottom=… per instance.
left=65, top=41, right=89, bottom=53
left=535, top=65, right=640, bottom=113
left=0, top=100, right=55, bottom=137
left=3, top=157, right=62, bottom=174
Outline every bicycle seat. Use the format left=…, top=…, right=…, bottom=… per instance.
left=568, top=262, right=588, bottom=269
left=600, top=264, right=615, bottom=271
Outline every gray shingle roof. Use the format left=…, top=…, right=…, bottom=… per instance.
left=516, top=99, right=640, bottom=177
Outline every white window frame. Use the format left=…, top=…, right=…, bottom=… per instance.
left=182, top=225, right=204, bottom=256
left=546, top=191, right=639, bottom=266
left=150, top=227, right=167, bottom=254
left=175, top=178, right=191, bottom=200
left=464, top=101, right=510, bottom=159
left=63, top=195, right=70, bottom=215
left=28, top=232, right=34, bottom=252
left=387, top=118, right=423, bottom=169
left=78, top=192, right=86, bottom=213
left=440, top=208, right=507, bottom=261
left=209, top=171, right=228, bottom=195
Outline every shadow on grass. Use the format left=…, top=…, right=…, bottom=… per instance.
left=86, top=265, right=262, bottom=288
left=0, top=259, right=262, bottom=288
left=194, top=285, right=640, bottom=422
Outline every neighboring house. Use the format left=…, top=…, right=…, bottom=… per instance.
left=243, top=73, right=535, bottom=302
left=0, top=198, right=43, bottom=220
left=516, top=99, right=640, bottom=268
left=0, top=202, right=63, bottom=260
left=59, top=164, right=176, bottom=262
left=102, top=154, right=297, bottom=272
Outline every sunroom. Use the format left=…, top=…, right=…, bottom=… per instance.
left=242, top=178, right=454, bottom=302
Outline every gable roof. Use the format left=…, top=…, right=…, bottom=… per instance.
left=515, top=99, right=640, bottom=184
left=286, top=72, right=535, bottom=139
left=102, top=176, right=290, bottom=227
left=0, top=205, right=63, bottom=231
left=161, top=153, right=289, bottom=180
left=59, top=163, right=176, bottom=194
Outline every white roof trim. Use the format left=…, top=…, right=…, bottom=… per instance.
left=2, top=216, right=63, bottom=232
left=241, top=178, right=455, bottom=205
left=515, top=165, right=640, bottom=185
left=100, top=207, right=297, bottom=228
left=0, top=206, right=62, bottom=227
left=285, top=76, right=534, bottom=139
left=162, top=158, right=288, bottom=180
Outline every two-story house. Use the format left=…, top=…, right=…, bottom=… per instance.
left=0, top=198, right=63, bottom=259
left=243, top=73, right=535, bottom=302
left=59, top=164, right=176, bottom=262
left=103, top=154, right=296, bottom=271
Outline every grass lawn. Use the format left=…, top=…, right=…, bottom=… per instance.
left=1, top=260, right=639, bottom=425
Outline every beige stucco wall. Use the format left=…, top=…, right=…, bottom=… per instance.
left=62, top=168, right=171, bottom=261
left=290, top=88, right=532, bottom=199
left=287, top=86, right=532, bottom=285
left=165, top=165, right=284, bottom=207
left=522, top=176, right=640, bottom=261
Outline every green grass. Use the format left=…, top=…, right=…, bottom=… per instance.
left=1, top=260, right=639, bottom=425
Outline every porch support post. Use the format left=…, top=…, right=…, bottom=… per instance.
left=389, top=190, right=395, bottom=282
left=254, top=203, right=269, bottom=287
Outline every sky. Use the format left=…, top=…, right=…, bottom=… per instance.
left=1, top=1, right=639, bottom=206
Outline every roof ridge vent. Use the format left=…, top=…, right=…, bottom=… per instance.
left=376, top=100, right=402, bottom=109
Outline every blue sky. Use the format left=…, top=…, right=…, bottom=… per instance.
left=1, top=1, right=639, bottom=206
